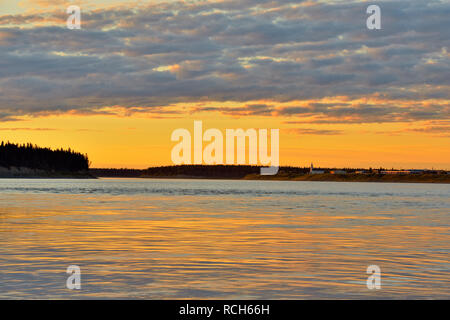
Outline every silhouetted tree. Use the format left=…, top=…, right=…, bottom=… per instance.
left=0, top=142, right=89, bottom=172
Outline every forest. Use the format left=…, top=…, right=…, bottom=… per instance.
left=0, top=142, right=90, bottom=172
left=93, top=165, right=310, bottom=179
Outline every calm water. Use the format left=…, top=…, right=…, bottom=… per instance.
left=0, top=178, right=449, bottom=299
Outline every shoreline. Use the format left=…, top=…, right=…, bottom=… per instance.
left=98, top=173, right=450, bottom=184
left=0, top=176, right=96, bottom=179
left=242, top=173, right=450, bottom=184
left=2, top=166, right=448, bottom=183
left=0, top=167, right=96, bottom=179
left=2, top=173, right=448, bottom=183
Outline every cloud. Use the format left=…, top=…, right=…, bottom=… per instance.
left=406, top=125, right=450, bottom=137
left=281, top=101, right=450, bottom=124
left=285, top=128, right=344, bottom=136
left=371, top=124, right=450, bottom=138
left=0, top=0, right=448, bottom=124
left=191, top=104, right=274, bottom=116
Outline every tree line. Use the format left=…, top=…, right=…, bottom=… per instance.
left=0, top=142, right=90, bottom=172
left=91, top=165, right=312, bottom=178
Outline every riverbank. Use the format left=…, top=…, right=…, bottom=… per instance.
left=243, top=173, right=450, bottom=184
left=135, top=174, right=450, bottom=184
left=0, top=166, right=95, bottom=179
left=91, top=166, right=450, bottom=184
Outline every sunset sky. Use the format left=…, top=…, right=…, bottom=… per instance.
left=0, top=0, right=449, bottom=169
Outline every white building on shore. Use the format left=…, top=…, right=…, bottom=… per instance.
left=309, top=163, right=325, bottom=175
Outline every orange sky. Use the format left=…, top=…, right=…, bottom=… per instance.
left=1, top=103, right=449, bottom=169
left=0, top=1, right=449, bottom=169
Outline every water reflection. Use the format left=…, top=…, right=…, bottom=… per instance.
left=0, top=179, right=449, bottom=299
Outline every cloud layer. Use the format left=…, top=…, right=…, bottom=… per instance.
left=0, top=0, right=449, bottom=124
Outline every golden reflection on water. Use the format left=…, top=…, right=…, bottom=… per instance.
left=0, top=180, right=449, bottom=299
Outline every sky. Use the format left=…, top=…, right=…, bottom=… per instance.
left=0, top=0, right=449, bottom=169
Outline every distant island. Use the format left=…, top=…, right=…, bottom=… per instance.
left=2, top=141, right=448, bottom=183
left=91, top=165, right=450, bottom=184
left=0, top=142, right=93, bottom=178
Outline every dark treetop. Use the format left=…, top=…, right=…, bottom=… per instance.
left=0, top=142, right=89, bottom=172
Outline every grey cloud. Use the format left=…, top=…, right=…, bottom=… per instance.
left=285, top=128, right=344, bottom=136
left=0, top=0, right=448, bottom=123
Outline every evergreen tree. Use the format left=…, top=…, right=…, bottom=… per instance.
left=0, top=142, right=89, bottom=172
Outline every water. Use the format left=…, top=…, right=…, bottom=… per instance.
left=0, top=178, right=449, bottom=299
